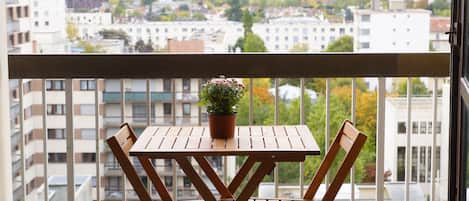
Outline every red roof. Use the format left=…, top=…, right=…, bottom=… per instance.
left=431, top=17, right=450, bottom=32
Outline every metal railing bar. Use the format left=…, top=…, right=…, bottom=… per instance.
left=18, top=79, right=26, bottom=201
left=198, top=79, right=202, bottom=127
left=171, top=79, right=177, bottom=200
left=146, top=79, right=152, bottom=198
left=42, top=79, right=49, bottom=201
left=405, top=77, right=412, bottom=201
left=300, top=78, right=305, bottom=196
left=274, top=78, right=279, bottom=198
left=120, top=79, right=126, bottom=201
left=65, top=79, right=75, bottom=201
left=376, top=78, right=386, bottom=201
left=249, top=78, right=253, bottom=125
left=351, top=78, right=356, bottom=201
left=95, top=79, right=101, bottom=201
left=325, top=78, right=330, bottom=187
left=8, top=53, right=450, bottom=79
left=431, top=78, right=438, bottom=201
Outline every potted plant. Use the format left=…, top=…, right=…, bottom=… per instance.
left=200, top=77, right=245, bottom=139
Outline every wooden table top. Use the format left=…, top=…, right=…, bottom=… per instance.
left=129, top=125, right=320, bottom=157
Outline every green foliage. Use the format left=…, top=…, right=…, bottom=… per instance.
left=113, top=0, right=126, bottom=18
left=290, top=43, right=309, bottom=52
left=225, top=0, right=243, bottom=21
left=193, top=12, right=207, bottom=20
left=66, top=22, right=78, bottom=41
left=393, top=78, right=429, bottom=96
left=134, top=39, right=154, bottom=52
left=428, top=0, right=450, bottom=16
left=242, top=10, right=254, bottom=35
left=325, top=35, right=353, bottom=52
left=200, top=79, right=246, bottom=115
left=243, top=33, right=267, bottom=52
left=78, top=41, right=105, bottom=53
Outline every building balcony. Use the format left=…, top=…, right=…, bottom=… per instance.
left=103, top=91, right=199, bottom=103
left=6, top=53, right=451, bottom=201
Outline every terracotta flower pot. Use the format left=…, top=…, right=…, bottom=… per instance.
left=208, top=114, right=236, bottom=139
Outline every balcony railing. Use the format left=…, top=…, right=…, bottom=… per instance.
left=7, top=53, right=450, bottom=201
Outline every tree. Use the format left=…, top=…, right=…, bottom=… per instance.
left=113, top=0, right=126, bottom=18
left=78, top=41, right=105, bottom=53
left=225, top=0, right=243, bottom=21
left=134, top=39, right=146, bottom=52
left=193, top=13, right=207, bottom=21
left=393, top=78, right=429, bottom=96
left=428, top=0, right=450, bottom=16
left=324, top=35, right=353, bottom=52
left=66, top=22, right=78, bottom=41
left=243, top=33, right=267, bottom=52
left=241, top=10, right=253, bottom=35
left=142, top=0, right=156, bottom=15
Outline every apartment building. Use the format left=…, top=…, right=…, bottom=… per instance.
left=430, top=17, right=450, bottom=51
left=30, top=0, right=69, bottom=53
left=71, top=14, right=355, bottom=53
left=353, top=9, right=431, bottom=52
left=6, top=0, right=32, bottom=53
left=252, top=17, right=354, bottom=52
left=384, top=82, right=450, bottom=198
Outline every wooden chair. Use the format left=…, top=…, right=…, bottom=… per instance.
left=106, top=123, right=173, bottom=201
left=251, top=120, right=367, bottom=201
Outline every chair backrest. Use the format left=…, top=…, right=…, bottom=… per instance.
left=106, top=123, right=152, bottom=201
left=304, top=120, right=367, bottom=201
left=107, top=123, right=173, bottom=201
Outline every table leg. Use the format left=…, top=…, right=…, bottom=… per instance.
left=228, top=156, right=256, bottom=194
left=137, top=156, right=173, bottom=201
left=175, top=157, right=217, bottom=201
left=237, top=160, right=276, bottom=201
left=194, top=156, right=234, bottom=199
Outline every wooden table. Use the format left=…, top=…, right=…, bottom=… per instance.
left=129, top=125, right=320, bottom=201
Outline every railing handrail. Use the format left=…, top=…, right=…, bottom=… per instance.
left=8, top=53, right=450, bottom=79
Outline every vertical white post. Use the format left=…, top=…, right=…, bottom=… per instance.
left=0, top=1, right=13, bottom=199
left=42, top=79, right=49, bottom=201
left=351, top=78, right=357, bottom=201
left=120, top=79, right=126, bottom=201
left=171, top=79, right=177, bottom=200
left=95, top=79, right=101, bottom=201
left=299, top=78, right=305, bottom=196
left=405, top=78, right=412, bottom=201
left=431, top=78, right=438, bottom=201
left=274, top=78, right=279, bottom=197
left=325, top=78, right=331, bottom=187
left=146, top=79, right=152, bottom=198
left=19, top=79, right=26, bottom=201
left=376, top=78, right=385, bottom=201
left=66, top=79, right=75, bottom=201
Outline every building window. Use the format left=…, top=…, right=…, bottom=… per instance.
left=339, top=28, right=345, bottom=34
left=183, top=103, right=191, bottom=116
left=163, top=79, right=172, bottom=92
left=80, top=104, right=95, bottom=116
left=48, top=153, right=66, bottom=163
left=80, top=80, right=96, bottom=90
left=48, top=129, right=66, bottom=139
left=360, top=42, right=370, bottom=49
left=81, top=153, right=96, bottom=163
left=435, top=121, right=441, bottom=134
left=182, top=79, right=191, bottom=92
left=397, top=122, right=406, bottom=134
left=24, top=106, right=32, bottom=120
left=397, top=147, right=405, bottom=181
left=47, top=104, right=65, bottom=115
left=183, top=176, right=191, bottom=188
left=428, top=121, right=432, bottom=134
left=45, top=21, right=49, bottom=26
left=427, top=146, right=432, bottom=182
left=164, top=176, right=172, bottom=187
left=46, top=80, right=65, bottom=91
left=420, top=122, right=427, bottom=134
left=419, top=146, right=426, bottom=182
left=133, top=104, right=146, bottom=122
left=80, top=129, right=95, bottom=140
left=163, top=103, right=172, bottom=115
left=412, top=146, right=418, bottom=182
left=361, top=14, right=370, bottom=22
left=412, top=122, right=418, bottom=134
left=360, top=29, right=370, bottom=35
